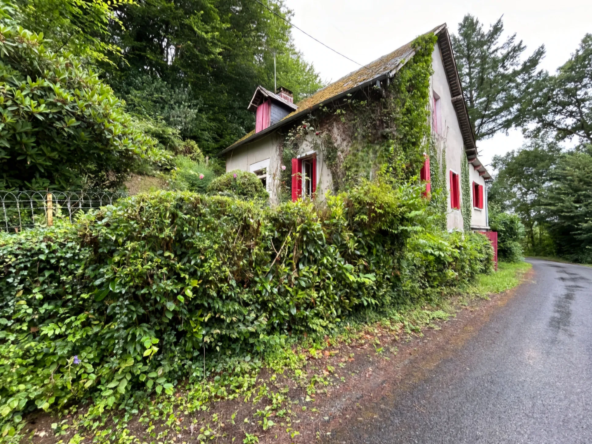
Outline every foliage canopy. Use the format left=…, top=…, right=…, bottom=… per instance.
left=451, top=15, right=545, bottom=140
left=103, top=0, right=324, bottom=155
left=0, top=2, right=166, bottom=189
left=524, top=34, right=592, bottom=146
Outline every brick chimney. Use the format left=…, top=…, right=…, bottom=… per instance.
left=277, top=86, right=294, bottom=104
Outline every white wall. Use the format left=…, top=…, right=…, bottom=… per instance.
left=224, top=133, right=283, bottom=204
left=469, top=163, right=489, bottom=229
left=431, top=42, right=465, bottom=231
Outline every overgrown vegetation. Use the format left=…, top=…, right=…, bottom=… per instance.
left=207, top=170, right=269, bottom=200
left=0, top=2, right=167, bottom=190
left=166, top=156, right=217, bottom=194
left=0, top=181, right=493, bottom=436
left=489, top=212, right=525, bottom=262
left=279, top=34, right=437, bottom=202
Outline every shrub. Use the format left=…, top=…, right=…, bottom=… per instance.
left=167, top=156, right=216, bottom=194
left=207, top=170, right=268, bottom=200
left=0, top=181, right=492, bottom=423
left=0, top=3, right=167, bottom=189
left=490, top=212, right=525, bottom=262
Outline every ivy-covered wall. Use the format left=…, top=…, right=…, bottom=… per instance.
left=224, top=32, right=489, bottom=231
left=277, top=34, right=438, bottom=202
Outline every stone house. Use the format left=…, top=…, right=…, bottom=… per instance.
left=219, top=24, right=491, bottom=232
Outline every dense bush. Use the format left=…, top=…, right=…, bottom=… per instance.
left=0, top=2, right=167, bottom=189
left=207, top=170, right=268, bottom=200
left=167, top=156, right=216, bottom=194
left=490, top=212, right=525, bottom=262
left=0, top=182, right=492, bottom=424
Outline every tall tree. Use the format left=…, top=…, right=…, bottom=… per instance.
left=451, top=15, right=545, bottom=140
left=14, top=0, right=126, bottom=63
left=524, top=34, right=592, bottom=146
left=103, top=0, right=323, bottom=155
left=489, top=138, right=562, bottom=251
left=543, top=146, right=592, bottom=262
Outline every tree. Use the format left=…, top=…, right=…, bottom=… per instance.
left=0, top=2, right=166, bottom=189
left=14, top=0, right=127, bottom=63
left=103, top=0, right=323, bottom=155
left=543, top=146, right=592, bottom=262
left=524, top=34, right=592, bottom=146
left=489, top=138, right=562, bottom=252
left=451, top=15, right=545, bottom=140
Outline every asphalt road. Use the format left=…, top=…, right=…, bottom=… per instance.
left=330, top=259, right=592, bottom=443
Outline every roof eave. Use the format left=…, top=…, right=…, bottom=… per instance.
left=218, top=69, right=403, bottom=156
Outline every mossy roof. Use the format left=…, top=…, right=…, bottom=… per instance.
left=220, top=24, right=446, bottom=155
left=219, top=23, right=490, bottom=181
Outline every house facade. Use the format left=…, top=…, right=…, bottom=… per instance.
left=220, top=24, right=491, bottom=232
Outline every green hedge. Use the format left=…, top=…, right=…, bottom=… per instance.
left=207, top=170, right=268, bottom=199
left=0, top=183, right=492, bottom=423
left=490, top=212, right=525, bottom=262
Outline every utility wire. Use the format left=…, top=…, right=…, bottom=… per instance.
left=250, top=0, right=370, bottom=71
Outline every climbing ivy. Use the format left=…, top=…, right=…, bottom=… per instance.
left=428, top=137, right=448, bottom=230
left=461, top=155, right=472, bottom=232
left=279, top=33, right=438, bottom=198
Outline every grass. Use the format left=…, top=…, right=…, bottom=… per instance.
left=16, top=261, right=531, bottom=444
left=468, top=261, right=532, bottom=296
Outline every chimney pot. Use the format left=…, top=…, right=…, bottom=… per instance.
left=277, top=86, right=293, bottom=103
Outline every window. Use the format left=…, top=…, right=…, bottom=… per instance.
left=432, top=92, right=441, bottom=134
left=450, top=170, right=460, bottom=209
left=473, top=182, right=484, bottom=209
left=291, top=154, right=317, bottom=201
left=249, top=159, right=270, bottom=191
left=420, top=155, right=431, bottom=197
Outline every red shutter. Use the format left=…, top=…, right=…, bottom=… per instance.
left=291, top=158, right=302, bottom=202
left=312, top=155, right=317, bottom=195
left=450, top=171, right=455, bottom=209
left=472, top=182, right=477, bottom=207
left=450, top=171, right=460, bottom=209
left=255, top=100, right=271, bottom=133
left=479, top=184, right=484, bottom=209
left=458, top=175, right=461, bottom=209
left=421, top=156, right=431, bottom=197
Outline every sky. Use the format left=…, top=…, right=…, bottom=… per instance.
left=283, top=0, right=591, bottom=172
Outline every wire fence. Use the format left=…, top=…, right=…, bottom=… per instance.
left=0, top=190, right=127, bottom=233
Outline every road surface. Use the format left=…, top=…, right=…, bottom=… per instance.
left=329, top=259, right=592, bottom=443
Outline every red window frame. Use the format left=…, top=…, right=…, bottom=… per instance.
left=450, top=171, right=460, bottom=209
left=420, top=155, right=431, bottom=197
left=291, top=155, right=317, bottom=202
left=473, top=182, right=484, bottom=209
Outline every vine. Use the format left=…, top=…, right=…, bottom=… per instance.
left=428, top=136, right=448, bottom=230
left=461, top=155, right=472, bottom=232
left=279, top=33, right=438, bottom=198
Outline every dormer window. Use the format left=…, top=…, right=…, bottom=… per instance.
left=248, top=86, right=298, bottom=134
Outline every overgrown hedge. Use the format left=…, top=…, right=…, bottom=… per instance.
left=0, top=183, right=492, bottom=424
left=207, top=170, right=268, bottom=199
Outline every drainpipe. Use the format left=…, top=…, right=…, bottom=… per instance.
left=485, top=185, right=489, bottom=228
